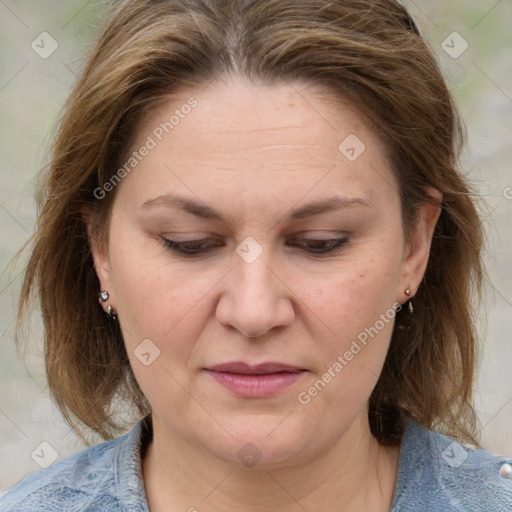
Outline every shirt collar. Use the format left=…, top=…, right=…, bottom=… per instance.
left=114, top=415, right=152, bottom=511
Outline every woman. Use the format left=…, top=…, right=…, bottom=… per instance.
left=1, top=0, right=511, bottom=510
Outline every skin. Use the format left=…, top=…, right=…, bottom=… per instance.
left=87, top=74, right=442, bottom=511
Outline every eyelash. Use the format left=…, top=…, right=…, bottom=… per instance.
left=161, top=237, right=349, bottom=257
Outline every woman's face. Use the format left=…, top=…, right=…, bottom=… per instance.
left=90, top=75, right=439, bottom=467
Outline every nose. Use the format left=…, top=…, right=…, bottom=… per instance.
left=215, top=243, right=295, bottom=339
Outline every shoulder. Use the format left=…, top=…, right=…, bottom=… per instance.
left=392, top=417, right=512, bottom=512
left=0, top=420, right=149, bottom=512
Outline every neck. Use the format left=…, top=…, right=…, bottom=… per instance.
left=141, top=412, right=401, bottom=512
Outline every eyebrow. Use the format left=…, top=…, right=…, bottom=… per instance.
left=140, top=193, right=372, bottom=222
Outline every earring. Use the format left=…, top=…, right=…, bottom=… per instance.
left=106, top=304, right=117, bottom=321
left=405, top=289, right=414, bottom=314
left=98, top=290, right=117, bottom=320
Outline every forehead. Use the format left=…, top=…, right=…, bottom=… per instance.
left=137, top=76, right=376, bottom=157
left=116, top=75, right=398, bottom=220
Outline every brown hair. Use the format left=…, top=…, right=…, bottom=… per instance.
left=16, top=0, right=484, bottom=445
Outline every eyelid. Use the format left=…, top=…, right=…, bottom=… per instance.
left=160, top=230, right=348, bottom=240
left=160, top=234, right=350, bottom=257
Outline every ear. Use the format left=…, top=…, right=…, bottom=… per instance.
left=397, top=187, right=443, bottom=303
left=82, top=206, right=113, bottom=299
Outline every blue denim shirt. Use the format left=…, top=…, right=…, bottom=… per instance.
left=1, top=416, right=511, bottom=511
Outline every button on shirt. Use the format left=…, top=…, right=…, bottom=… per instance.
left=1, top=416, right=511, bottom=511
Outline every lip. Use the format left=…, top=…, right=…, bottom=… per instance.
left=204, top=361, right=306, bottom=398
left=207, top=361, right=304, bottom=374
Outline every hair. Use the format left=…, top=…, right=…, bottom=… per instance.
left=16, top=0, right=485, bottom=445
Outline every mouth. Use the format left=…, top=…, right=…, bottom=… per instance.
left=203, top=361, right=307, bottom=397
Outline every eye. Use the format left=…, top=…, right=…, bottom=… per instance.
left=287, top=237, right=349, bottom=255
left=160, top=236, right=349, bottom=257
left=161, top=237, right=221, bottom=255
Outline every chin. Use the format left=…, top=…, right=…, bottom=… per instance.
left=202, top=415, right=317, bottom=469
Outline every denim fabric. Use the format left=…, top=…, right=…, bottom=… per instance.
left=1, top=416, right=511, bottom=511
left=390, top=418, right=512, bottom=511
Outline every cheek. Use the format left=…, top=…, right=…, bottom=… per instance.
left=293, top=244, right=403, bottom=408
left=300, top=248, right=402, bottom=340
left=107, top=227, right=219, bottom=412
left=107, top=224, right=209, bottom=355
left=295, top=268, right=399, bottom=422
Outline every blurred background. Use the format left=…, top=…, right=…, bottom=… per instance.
left=1, top=0, right=511, bottom=491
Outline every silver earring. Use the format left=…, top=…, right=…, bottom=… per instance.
left=98, top=290, right=117, bottom=320
left=405, top=289, right=414, bottom=314
left=106, top=304, right=117, bottom=321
